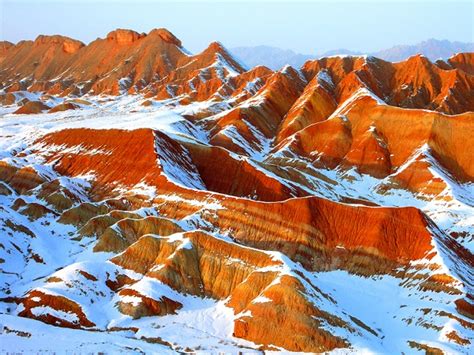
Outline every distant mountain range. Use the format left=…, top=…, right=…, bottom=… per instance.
left=230, top=39, right=474, bottom=70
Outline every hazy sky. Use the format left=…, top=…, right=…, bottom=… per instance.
left=1, top=0, right=473, bottom=54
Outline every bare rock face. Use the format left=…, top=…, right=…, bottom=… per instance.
left=106, top=29, right=145, bottom=45
left=36, top=128, right=171, bottom=195
left=48, top=102, right=80, bottom=113
left=94, top=216, right=184, bottom=252
left=276, top=92, right=474, bottom=183
left=148, top=28, right=182, bottom=47
left=300, top=54, right=474, bottom=114
left=277, top=72, right=337, bottom=142
left=152, top=193, right=436, bottom=275
left=0, top=162, right=45, bottom=193
left=13, top=100, right=50, bottom=114
left=0, top=92, right=16, bottom=105
left=35, top=128, right=304, bottom=201
left=342, top=128, right=391, bottom=178
left=19, top=290, right=95, bottom=329
left=117, top=288, right=182, bottom=319
left=0, top=40, right=14, bottom=62
left=1, top=35, right=84, bottom=91
left=448, top=52, right=474, bottom=75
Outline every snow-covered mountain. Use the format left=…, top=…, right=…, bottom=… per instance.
left=230, top=39, right=474, bottom=69
left=0, top=29, right=473, bottom=353
left=375, top=39, right=474, bottom=62
left=230, top=45, right=315, bottom=70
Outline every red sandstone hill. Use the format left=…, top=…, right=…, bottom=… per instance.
left=0, top=29, right=246, bottom=98
left=1, top=28, right=473, bottom=113
left=274, top=92, right=474, bottom=182
left=1, top=28, right=473, bottom=353
left=1, top=135, right=472, bottom=351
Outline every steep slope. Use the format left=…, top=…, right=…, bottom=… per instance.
left=301, top=54, right=474, bottom=114
left=206, top=65, right=306, bottom=158
left=1, top=150, right=471, bottom=353
left=275, top=91, right=474, bottom=182
left=0, top=29, right=245, bottom=99
left=0, top=35, right=84, bottom=92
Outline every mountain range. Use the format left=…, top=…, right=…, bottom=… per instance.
left=0, top=28, right=473, bottom=353
left=231, top=39, right=474, bottom=70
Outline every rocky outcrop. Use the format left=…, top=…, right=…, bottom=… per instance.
left=117, top=288, right=182, bottom=319
left=36, top=128, right=171, bottom=196
left=48, top=102, right=80, bottom=113
left=0, top=162, right=46, bottom=194
left=19, top=290, right=95, bottom=329
left=0, top=35, right=84, bottom=92
left=0, top=41, right=14, bottom=62
left=448, top=52, right=474, bottom=75
left=106, top=29, right=145, bottom=45
left=0, top=28, right=246, bottom=98
left=153, top=193, right=435, bottom=274
left=13, top=100, right=50, bottom=114
left=35, top=128, right=305, bottom=201
left=94, top=216, right=183, bottom=252
left=277, top=71, right=337, bottom=142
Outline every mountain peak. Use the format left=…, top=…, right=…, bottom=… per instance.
left=205, top=41, right=228, bottom=54
left=279, top=64, right=301, bottom=77
left=200, top=41, right=247, bottom=71
left=106, top=28, right=145, bottom=45
left=0, top=41, right=14, bottom=50
left=148, top=28, right=182, bottom=47
left=403, top=53, right=431, bottom=66
left=33, top=34, right=85, bottom=53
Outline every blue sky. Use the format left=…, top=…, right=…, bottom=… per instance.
left=1, top=0, right=472, bottom=54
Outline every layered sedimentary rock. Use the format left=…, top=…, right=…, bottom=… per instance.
left=2, top=29, right=473, bottom=113
left=0, top=28, right=246, bottom=99
left=275, top=92, right=474, bottom=183
left=300, top=54, right=474, bottom=114
left=1, top=28, right=473, bottom=354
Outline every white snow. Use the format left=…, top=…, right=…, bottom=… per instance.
left=0, top=314, right=174, bottom=353
left=316, top=69, right=334, bottom=87
left=154, top=132, right=206, bottom=190
left=329, top=87, right=385, bottom=119
left=30, top=306, right=79, bottom=323
left=252, top=296, right=271, bottom=304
